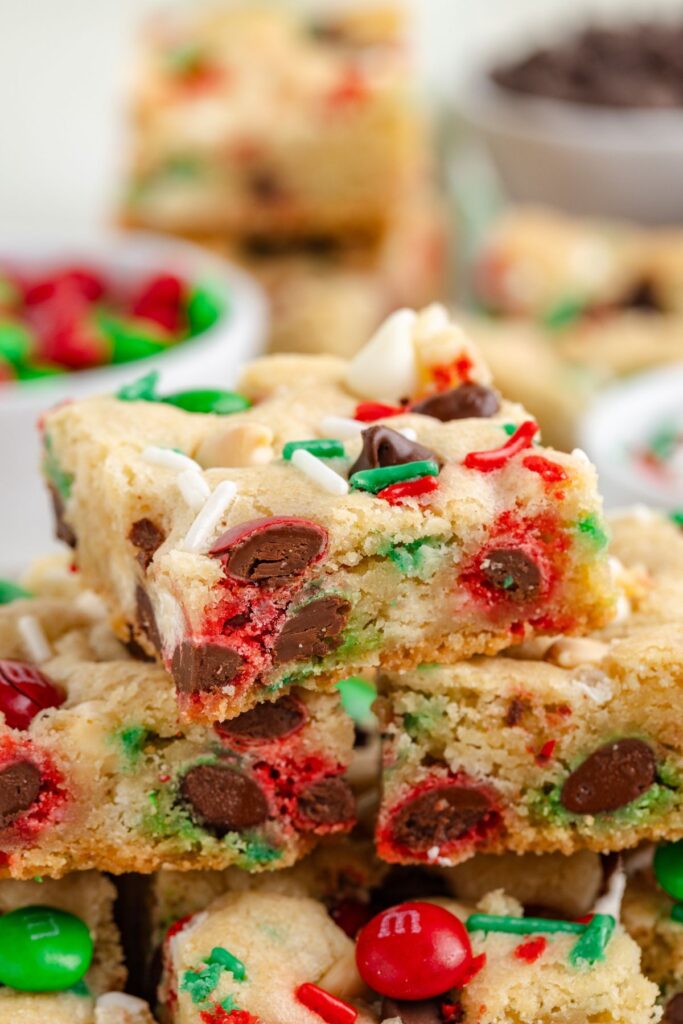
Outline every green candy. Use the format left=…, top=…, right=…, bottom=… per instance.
left=671, top=904, right=683, bottom=924
left=162, top=389, right=251, bottom=415
left=186, top=285, right=225, bottom=336
left=336, top=677, right=376, bottom=727
left=654, top=840, right=683, bottom=901
left=15, top=362, right=65, bottom=382
left=283, top=439, right=345, bottom=461
left=0, top=905, right=93, bottom=992
left=0, top=579, right=31, bottom=604
left=117, top=370, right=161, bottom=402
left=350, top=459, right=440, bottom=494
left=670, top=511, right=683, bottom=530
left=97, top=313, right=167, bottom=364
left=0, top=320, right=33, bottom=365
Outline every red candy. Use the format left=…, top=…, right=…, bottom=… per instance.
left=0, top=660, right=65, bottom=730
left=296, top=984, right=357, bottom=1024
left=132, top=273, right=185, bottom=334
left=354, top=402, right=404, bottom=422
left=355, top=901, right=474, bottom=1000
left=376, top=475, right=439, bottom=505
left=464, top=420, right=538, bottom=473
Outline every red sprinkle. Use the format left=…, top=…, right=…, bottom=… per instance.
left=296, top=984, right=357, bottom=1024
left=353, top=401, right=404, bottom=422
left=535, top=739, right=557, bottom=764
left=463, top=421, right=538, bottom=472
left=327, top=68, right=368, bottom=108
left=376, top=475, right=439, bottom=505
left=523, top=455, right=568, bottom=483
left=514, top=937, right=548, bottom=963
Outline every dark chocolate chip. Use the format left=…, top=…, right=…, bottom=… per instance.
left=412, top=384, right=500, bottom=422
left=135, top=586, right=161, bottom=653
left=349, top=426, right=440, bottom=476
left=211, top=518, right=327, bottom=586
left=128, top=518, right=166, bottom=571
left=664, top=993, right=683, bottom=1024
left=122, top=627, right=156, bottom=663
left=480, top=548, right=542, bottom=601
left=48, top=485, right=76, bottom=548
left=297, top=777, right=356, bottom=829
left=560, top=738, right=657, bottom=815
left=180, top=763, right=269, bottom=835
left=217, top=694, right=307, bottom=743
left=0, top=761, right=41, bottom=829
left=391, top=785, right=494, bottom=852
left=171, top=642, right=243, bottom=695
left=504, top=697, right=527, bottom=727
left=371, top=866, right=452, bottom=911
left=272, top=596, right=351, bottom=665
left=381, top=997, right=446, bottom=1024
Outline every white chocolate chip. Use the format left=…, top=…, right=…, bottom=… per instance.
left=17, top=615, right=52, bottom=662
left=544, top=637, right=609, bottom=669
left=345, top=309, right=418, bottom=401
left=195, top=423, right=274, bottom=469
left=320, top=415, right=364, bottom=439
left=318, top=948, right=365, bottom=999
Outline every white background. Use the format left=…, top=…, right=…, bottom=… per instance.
left=2, top=0, right=682, bottom=231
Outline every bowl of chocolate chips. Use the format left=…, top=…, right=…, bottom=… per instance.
left=459, top=20, right=683, bottom=224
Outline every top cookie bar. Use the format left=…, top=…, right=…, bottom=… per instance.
left=43, top=306, right=615, bottom=723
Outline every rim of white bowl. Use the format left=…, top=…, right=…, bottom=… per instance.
left=0, top=230, right=269, bottom=411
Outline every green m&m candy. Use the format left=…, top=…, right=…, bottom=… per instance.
left=0, top=578, right=31, bottom=604
left=0, top=905, right=94, bottom=991
left=654, top=840, right=683, bottom=901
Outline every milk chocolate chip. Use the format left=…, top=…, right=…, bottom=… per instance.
left=171, top=641, right=243, bottom=695
left=381, top=997, right=446, bottom=1024
left=48, top=485, right=76, bottom=548
left=349, top=426, right=439, bottom=476
left=211, top=517, right=328, bottom=586
left=0, top=761, right=41, bottom=829
left=135, top=586, right=161, bottom=653
left=664, top=993, right=683, bottom=1024
left=561, top=738, right=657, bottom=815
left=128, top=518, right=166, bottom=571
left=412, top=384, right=500, bottom=422
left=217, top=694, right=307, bottom=743
left=180, top=763, right=268, bottom=835
left=391, top=785, right=494, bottom=851
left=480, top=548, right=542, bottom=601
left=297, top=777, right=356, bottom=829
left=272, top=596, right=350, bottom=665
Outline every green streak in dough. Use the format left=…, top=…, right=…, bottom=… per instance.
left=576, top=513, right=609, bottom=550
left=42, top=433, right=74, bottom=500
left=530, top=771, right=677, bottom=832
left=0, top=579, right=31, bottom=604
left=380, top=536, right=447, bottom=579
left=181, top=961, right=224, bottom=1005
left=117, top=725, right=148, bottom=766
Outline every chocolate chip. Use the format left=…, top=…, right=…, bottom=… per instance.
left=504, top=697, right=527, bottom=727
left=272, top=596, right=350, bottom=665
left=664, top=993, right=683, bottom=1024
left=523, top=903, right=571, bottom=921
left=297, top=777, right=356, bottom=829
left=217, top=694, right=307, bottom=743
left=128, top=518, right=166, bottom=571
left=349, top=426, right=439, bottom=476
left=621, top=279, right=663, bottom=313
left=412, top=384, right=500, bottom=422
left=211, top=517, right=328, bottom=586
left=171, top=642, right=243, bottom=695
left=135, top=586, right=161, bottom=653
left=0, top=761, right=41, bottom=829
left=122, top=627, right=156, bottom=663
left=391, top=786, right=494, bottom=851
left=248, top=170, right=285, bottom=203
left=371, top=866, right=452, bottom=911
left=48, top=485, right=76, bottom=548
left=480, top=549, right=542, bottom=601
left=180, top=763, right=269, bottom=835
left=560, top=738, right=657, bottom=815
left=381, top=997, right=447, bottom=1024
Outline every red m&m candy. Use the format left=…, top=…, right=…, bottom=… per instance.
left=355, top=901, right=473, bottom=1000
left=0, top=660, right=66, bottom=730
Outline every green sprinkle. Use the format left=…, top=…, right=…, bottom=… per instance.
left=207, top=946, right=246, bottom=981
left=671, top=904, right=683, bottom=924
left=162, top=389, right=251, bottom=415
left=576, top=513, right=608, bottom=550
left=568, top=914, right=615, bottom=966
left=97, top=312, right=167, bottom=364
left=502, top=423, right=518, bottom=436
left=0, top=579, right=31, bottom=604
left=283, top=439, right=345, bottom=461
left=350, top=459, right=440, bottom=494
left=336, top=677, right=376, bottom=727
left=117, top=370, right=161, bottom=402
left=542, top=296, right=586, bottom=330
left=221, top=995, right=239, bottom=1013
left=186, top=285, right=225, bottom=336
left=466, top=914, right=585, bottom=937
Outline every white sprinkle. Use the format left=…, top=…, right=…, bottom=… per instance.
left=400, top=427, right=418, bottom=441
left=177, top=467, right=211, bottom=510
left=291, top=448, right=349, bottom=495
left=142, top=446, right=202, bottom=474
left=74, top=590, right=108, bottom=619
left=320, top=415, right=364, bottom=439
left=17, top=615, right=52, bottom=663
left=426, top=845, right=441, bottom=862
left=181, top=480, right=237, bottom=552
left=571, top=448, right=592, bottom=465
left=96, top=992, right=150, bottom=1011
left=593, top=866, right=626, bottom=921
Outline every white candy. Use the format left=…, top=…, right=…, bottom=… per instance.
left=17, top=615, right=52, bottom=662
left=291, top=448, right=349, bottom=495
left=181, top=480, right=238, bottom=552
left=177, top=467, right=211, bottom=510
left=320, top=415, right=364, bottom=439
left=141, top=446, right=202, bottom=474
left=345, top=308, right=418, bottom=401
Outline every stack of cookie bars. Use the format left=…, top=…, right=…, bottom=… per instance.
left=120, top=3, right=445, bottom=358
left=1, top=304, right=682, bottom=1022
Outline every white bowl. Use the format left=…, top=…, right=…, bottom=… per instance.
left=0, top=232, right=268, bottom=575
left=580, top=362, right=683, bottom=511
left=458, top=75, right=683, bottom=224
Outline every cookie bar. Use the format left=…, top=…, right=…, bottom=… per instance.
left=0, top=871, right=155, bottom=1024
left=43, top=306, right=615, bottom=724
left=123, top=4, right=421, bottom=239
left=0, top=592, right=355, bottom=879
left=157, top=886, right=659, bottom=1023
